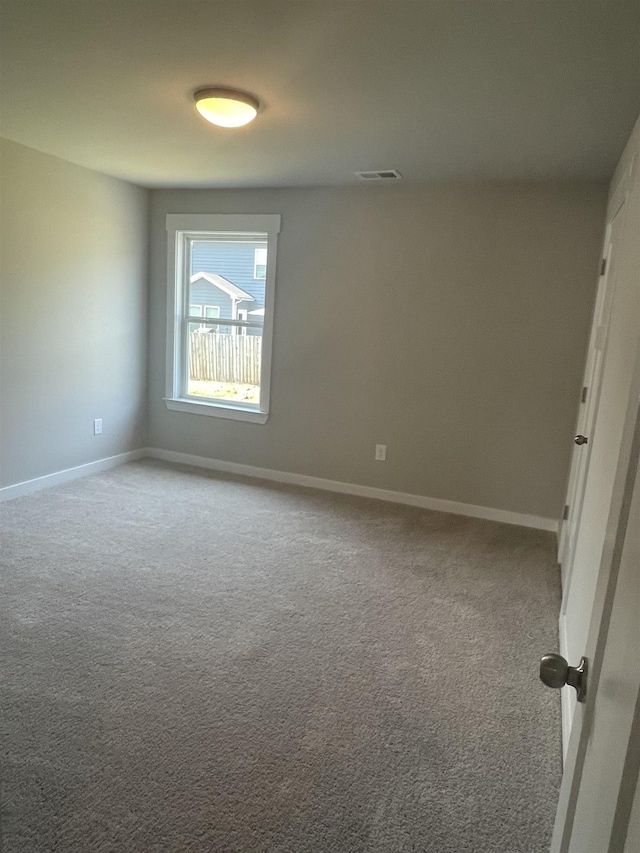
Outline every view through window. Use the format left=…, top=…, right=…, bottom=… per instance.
left=187, top=235, right=267, bottom=406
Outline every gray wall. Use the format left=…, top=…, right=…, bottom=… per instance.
left=149, top=182, right=607, bottom=519
left=0, top=139, right=148, bottom=486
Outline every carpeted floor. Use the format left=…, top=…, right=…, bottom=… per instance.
left=1, top=459, right=562, bottom=852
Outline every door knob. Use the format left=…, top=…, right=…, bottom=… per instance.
left=540, top=654, right=588, bottom=703
left=575, top=434, right=588, bottom=445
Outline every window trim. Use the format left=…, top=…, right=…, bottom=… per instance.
left=165, top=214, right=281, bottom=424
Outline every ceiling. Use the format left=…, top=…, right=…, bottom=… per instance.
left=1, top=0, right=639, bottom=188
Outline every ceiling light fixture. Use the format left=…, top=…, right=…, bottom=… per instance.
left=194, top=87, right=259, bottom=128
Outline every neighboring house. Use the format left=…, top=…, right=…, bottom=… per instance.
left=189, top=272, right=254, bottom=325
left=190, top=240, right=267, bottom=335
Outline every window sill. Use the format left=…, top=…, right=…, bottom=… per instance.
left=164, top=398, right=269, bottom=424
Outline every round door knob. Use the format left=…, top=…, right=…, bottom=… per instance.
left=540, top=653, right=569, bottom=689
left=539, top=653, right=588, bottom=702
left=575, top=434, right=588, bottom=445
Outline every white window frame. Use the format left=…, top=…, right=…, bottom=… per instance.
left=165, top=214, right=281, bottom=424
left=254, top=246, right=267, bottom=279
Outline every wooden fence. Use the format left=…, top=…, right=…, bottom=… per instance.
left=189, top=332, right=262, bottom=385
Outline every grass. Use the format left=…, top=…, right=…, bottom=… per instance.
left=188, top=380, right=260, bottom=404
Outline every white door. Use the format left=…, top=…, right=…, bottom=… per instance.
left=549, top=114, right=640, bottom=850
left=625, top=785, right=640, bottom=853
left=558, top=203, right=624, bottom=583
left=558, top=161, right=639, bottom=750
left=550, top=347, right=640, bottom=852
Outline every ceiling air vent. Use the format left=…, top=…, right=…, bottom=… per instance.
left=355, top=169, right=403, bottom=181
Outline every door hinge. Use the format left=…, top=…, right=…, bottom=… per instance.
left=600, top=257, right=607, bottom=276
left=581, top=386, right=588, bottom=403
left=563, top=504, right=569, bottom=520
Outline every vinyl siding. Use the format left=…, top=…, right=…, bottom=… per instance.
left=191, top=240, right=267, bottom=309
left=188, top=283, right=235, bottom=319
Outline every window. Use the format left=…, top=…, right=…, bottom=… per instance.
left=189, top=305, right=220, bottom=329
left=254, top=247, right=267, bottom=279
left=165, top=214, right=281, bottom=424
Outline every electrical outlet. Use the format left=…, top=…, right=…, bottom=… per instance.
left=93, top=418, right=103, bottom=436
left=375, top=444, right=387, bottom=461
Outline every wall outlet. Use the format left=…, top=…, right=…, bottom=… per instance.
left=375, top=444, right=387, bottom=461
left=93, top=418, right=103, bottom=436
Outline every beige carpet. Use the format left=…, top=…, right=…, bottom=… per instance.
left=1, top=459, right=562, bottom=852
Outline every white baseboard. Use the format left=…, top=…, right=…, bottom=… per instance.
left=0, top=445, right=559, bottom=533
left=145, top=447, right=558, bottom=532
left=0, top=448, right=147, bottom=502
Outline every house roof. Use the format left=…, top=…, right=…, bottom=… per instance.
left=190, top=272, right=254, bottom=303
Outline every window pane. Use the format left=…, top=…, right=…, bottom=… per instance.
left=187, top=235, right=267, bottom=406
left=187, top=323, right=263, bottom=406
left=254, top=247, right=267, bottom=279
left=189, top=236, right=267, bottom=326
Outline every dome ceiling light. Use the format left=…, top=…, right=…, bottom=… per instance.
left=194, top=87, right=260, bottom=128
